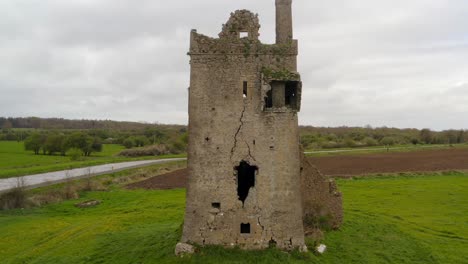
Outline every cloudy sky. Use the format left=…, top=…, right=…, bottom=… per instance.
left=1, top=0, right=467, bottom=130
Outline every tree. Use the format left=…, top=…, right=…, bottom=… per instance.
left=44, top=134, right=65, bottom=155
left=133, top=136, right=150, bottom=147
left=1, top=119, right=12, bottom=129
left=380, top=137, right=396, bottom=146
left=63, top=132, right=101, bottom=157
left=457, top=130, right=466, bottom=144
left=444, top=130, right=458, bottom=145
left=91, top=137, right=103, bottom=153
left=24, top=133, right=43, bottom=155
left=123, top=138, right=134, bottom=149
left=364, top=137, right=378, bottom=146
left=420, top=129, right=433, bottom=144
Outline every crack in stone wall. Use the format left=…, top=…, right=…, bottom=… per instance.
left=244, top=140, right=256, bottom=161
left=230, top=101, right=247, bottom=160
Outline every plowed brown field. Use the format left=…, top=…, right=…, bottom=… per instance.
left=126, top=148, right=468, bottom=190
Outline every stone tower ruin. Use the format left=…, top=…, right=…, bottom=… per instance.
left=181, top=0, right=342, bottom=251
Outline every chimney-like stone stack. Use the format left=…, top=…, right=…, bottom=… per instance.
left=276, top=0, right=293, bottom=44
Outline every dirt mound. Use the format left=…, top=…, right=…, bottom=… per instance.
left=127, top=148, right=468, bottom=190
left=309, top=148, right=468, bottom=177
left=126, top=168, right=188, bottom=190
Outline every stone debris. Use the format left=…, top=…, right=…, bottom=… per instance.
left=175, top=242, right=195, bottom=256
left=75, top=200, right=100, bottom=208
left=316, top=244, right=327, bottom=254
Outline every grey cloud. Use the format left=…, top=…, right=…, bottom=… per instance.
left=1, top=0, right=467, bottom=129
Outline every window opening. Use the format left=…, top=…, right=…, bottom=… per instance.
left=235, top=161, right=257, bottom=205
left=285, top=81, right=298, bottom=109
left=264, top=81, right=299, bottom=110
left=241, top=223, right=251, bottom=234
left=264, top=89, right=273, bottom=108
left=212, top=202, right=221, bottom=209
left=240, top=32, right=249, bottom=38
left=243, top=81, right=248, bottom=98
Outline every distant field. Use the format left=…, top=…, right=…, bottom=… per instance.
left=0, top=141, right=183, bottom=178
left=0, top=172, right=466, bottom=263
left=305, top=143, right=468, bottom=157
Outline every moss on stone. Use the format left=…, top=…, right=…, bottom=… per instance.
left=261, top=67, right=300, bottom=81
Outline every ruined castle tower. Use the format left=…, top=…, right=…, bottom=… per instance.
left=181, top=0, right=342, bottom=251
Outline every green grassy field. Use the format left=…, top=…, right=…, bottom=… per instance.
left=0, top=171, right=466, bottom=263
left=0, top=141, right=185, bottom=178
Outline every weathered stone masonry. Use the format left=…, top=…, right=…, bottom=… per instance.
left=181, top=0, right=342, bottom=251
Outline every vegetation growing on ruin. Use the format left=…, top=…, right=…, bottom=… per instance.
left=0, top=170, right=466, bottom=263
left=261, top=67, right=300, bottom=81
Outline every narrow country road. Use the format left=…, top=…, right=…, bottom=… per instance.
left=0, top=158, right=187, bottom=193
left=0, top=145, right=453, bottom=193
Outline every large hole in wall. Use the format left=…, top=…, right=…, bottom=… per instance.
left=235, top=161, right=257, bottom=204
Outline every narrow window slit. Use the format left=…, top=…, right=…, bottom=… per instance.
left=243, top=81, right=248, bottom=98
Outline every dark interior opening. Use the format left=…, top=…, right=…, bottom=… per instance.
left=211, top=202, right=220, bottom=209
left=243, top=81, right=248, bottom=98
left=264, top=81, right=299, bottom=110
left=264, top=89, right=273, bottom=108
left=235, top=161, right=257, bottom=204
left=285, top=81, right=298, bottom=109
left=268, top=239, right=277, bottom=248
left=241, top=223, right=251, bottom=234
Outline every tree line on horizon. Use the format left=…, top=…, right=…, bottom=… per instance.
left=0, top=117, right=467, bottom=151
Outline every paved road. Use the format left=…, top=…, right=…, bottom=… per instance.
left=0, top=158, right=187, bottom=193
left=0, top=145, right=449, bottom=193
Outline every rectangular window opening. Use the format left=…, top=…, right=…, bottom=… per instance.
left=285, top=81, right=298, bottom=109
left=240, top=32, right=249, bottom=38
left=241, top=223, right=251, bottom=234
left=264, top=89, right=273, bottom=108
left=243, top=81, right=248, bottom=98
left=265, top=81, right=300, bottom=110
left=211, top=202, right=221, bottom=209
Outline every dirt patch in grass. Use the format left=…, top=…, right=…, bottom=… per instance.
left=125, top=168, right=188, bottom=190
left=310, top=148, right=468, bottom=177
left=129, top=149, right=468, bottom=190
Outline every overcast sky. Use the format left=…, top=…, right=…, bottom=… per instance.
left=1, top=0, right=467, bottom=130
